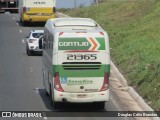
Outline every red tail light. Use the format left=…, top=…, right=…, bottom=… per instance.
left=100, top=32, right=104, bottom=35
left=23, top=7, right=26, bottom=13
left=53, top=7, right=56, bottom=12
left=100, top=72, right=109, bottom=91
left=54, top=73, right=64, bottom=92
left=59, top=32, right=64, bottom=36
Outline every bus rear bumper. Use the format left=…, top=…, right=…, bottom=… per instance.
left=23, top=14, right=55, bottom=22
left=54, top=90, right=109, bottom=103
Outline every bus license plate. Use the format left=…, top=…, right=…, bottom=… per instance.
left=77, top=94, right=87, bottom=98
left=37, top=13, right=42, bottom=15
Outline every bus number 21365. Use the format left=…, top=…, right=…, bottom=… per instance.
left=67, top=54, right=97, bottom=60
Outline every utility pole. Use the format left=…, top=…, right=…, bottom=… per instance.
left=96, top=0, right=99, bottom=4
left=74, top=0, right=77, bottom=8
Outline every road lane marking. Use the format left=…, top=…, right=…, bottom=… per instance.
left=42, top=112, right=48, bottom=119
left=16, top=22, right=19, bottom=26
left=34, top=88, right=39, bottom=94
left=12, top=17, right=15, bottom=20
left=22, top=39, right=25, bottom=43
left=43, top=117, right=48, bottom=120
left=19, top=30, right=22, bottom=33
left=5, top=12, right=10, bottom=15
left=30, top=67, right=33, bottom=72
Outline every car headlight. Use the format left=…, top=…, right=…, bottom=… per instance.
left=29, top=39, right=36, bottom=43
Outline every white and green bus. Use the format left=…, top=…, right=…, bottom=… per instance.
left=41, top=18, right=110, bottom=109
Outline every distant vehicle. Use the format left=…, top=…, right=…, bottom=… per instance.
left=26, top=30, right=44, bottom=56
left=0, top=0, right=18, bottom=13
left=18, top=0, right=56, bottom=25
left=40, top=18, right=110, bottom=109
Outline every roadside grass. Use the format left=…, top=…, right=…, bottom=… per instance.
left=62, top=0, right=160, bottom=110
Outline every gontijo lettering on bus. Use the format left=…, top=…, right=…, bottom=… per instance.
left=58, top=37, right=106, bottom=50
left=59, top=42, right=89, bottom=47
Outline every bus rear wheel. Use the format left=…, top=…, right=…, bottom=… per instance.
left=50, top=86, right=60, bottom=109
left=94, top=102, right=105, bottom=109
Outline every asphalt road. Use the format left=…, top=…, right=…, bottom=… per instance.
left=0, top=13, right=132, bottom=120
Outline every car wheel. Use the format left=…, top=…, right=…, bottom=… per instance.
left=26, top=46, right=32, bottom=56
left=20, top=14, right=23, bottom=23
left=20, top=18, right=22, bottom=23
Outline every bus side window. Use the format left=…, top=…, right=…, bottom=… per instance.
left=45, top=30, right=49, bottom=50
left=43, top=30, right=47, bottom=49
left=43, top=36, right=46, bottom=49
left=52, top=35, right=54, bottom=49
left=46, top=30, right=50, bottom=50
left=49, top=34, right=52, bottom=49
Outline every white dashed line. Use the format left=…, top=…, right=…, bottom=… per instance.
left=42, top=112, right=48, bottom=120
left=5, top=12, right=10, bottom=15
left=22, top=39, right=25, bottom=43
left=16, top=22, right=19, bottom=26
left=19, top=30, right=22, bottom=33
left=30, top=67, right=33, bottom=72
left=43, top=117, right=48, bottom=120
left=12, top=17, right=15, bottom=20
left=34, top=88, right=39, bottom=94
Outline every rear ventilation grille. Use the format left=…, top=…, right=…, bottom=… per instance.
left=62, top=62, right=101, bottom=70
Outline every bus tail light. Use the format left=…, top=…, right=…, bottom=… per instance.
left=53, top=7, right=56, bottom=12
left=100, top=72, right=109, bottom=91
left=54, top=73, right=64, bottom=92
left=59, top=32, right=64, bottom=36
left=100, top=32, right=104, bottom=35
left=23, top=7, right=26, bottom=13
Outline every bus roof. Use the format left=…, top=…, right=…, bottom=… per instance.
left=49, top=18, right=99, bottom=27
left=45, top=18, right=106, bottom=33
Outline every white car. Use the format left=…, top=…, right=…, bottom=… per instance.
left=26, top=30, right=44, bottom=56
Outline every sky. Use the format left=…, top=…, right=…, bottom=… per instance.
left=56, top=0, right=94, bottom=8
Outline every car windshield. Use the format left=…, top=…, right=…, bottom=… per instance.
left=32, top=33, right=43, bottom=38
